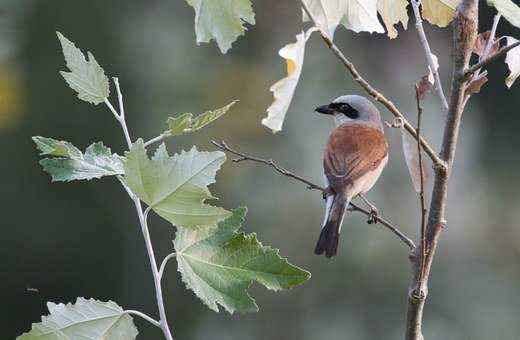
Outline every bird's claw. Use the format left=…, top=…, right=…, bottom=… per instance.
left=322, top=187, right=334, bottom=200
left=367, top=208, right=379, bottom=224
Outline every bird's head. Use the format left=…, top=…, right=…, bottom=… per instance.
left=315, top=95, right=382, bottom=128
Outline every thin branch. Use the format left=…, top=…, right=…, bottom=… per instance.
left=107, top=80, right=174, bottom=340
left=411, top=0, right=449, bottom=111
left=299, top=0, right=445, bottom=170
left=112, top=77, right=133, bottom=147
left=125, top=310, right=161, bottom=328
left=212, top=140, right=416, bottom=250
left=464, top=40, right=520, bottom=78
left=464, top=14, right=501, bottom=83
left=144, top=129, right=194, bottom=148
left=104, top=98, right=120, bottom=120
left=483, top=14, right=501, bottom=59
left=159, top=253, right=177, bottom=280
left=414, top=85, right=427, bottom=296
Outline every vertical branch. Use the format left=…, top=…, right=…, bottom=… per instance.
left=107, top=79, right=174, bottom=340
left=405, top=1, right=478, bottom=340
left=414, top=85, right=427, bottom=291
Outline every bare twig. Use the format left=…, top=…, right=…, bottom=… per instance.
left=298, top=0, right=446, bottom=170
left=464, top=40, right=520, bottom=78
left=405, top=2, right=478, bottom=339
left=414, top=85, right=428, bottom=296
left=483, top=14, right=501, bottom=59
left=212, top=140, right=416, bottom=250
left=411, top=0, right=449, bottom=111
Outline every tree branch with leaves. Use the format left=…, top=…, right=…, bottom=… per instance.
left=18, top=33, right=309, bottom=340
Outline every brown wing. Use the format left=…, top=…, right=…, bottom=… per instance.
left=324, top=124, right=388, bottom=194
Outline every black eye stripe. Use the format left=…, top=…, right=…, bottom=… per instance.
left=329, top=102, right=359, bottom=118
left=328, top=102, right=342, bottom=110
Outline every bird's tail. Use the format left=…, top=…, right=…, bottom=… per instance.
left=314, top=194, right=348, bottom=258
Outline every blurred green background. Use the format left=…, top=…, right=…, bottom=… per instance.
left=2, top=1, right=520, bottom=339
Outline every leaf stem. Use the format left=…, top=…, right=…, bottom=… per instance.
left=143, top=132, right=171, bottom=148
left=106, top=79, right=174, bottom=340
left=159, top=252, right=177, bottom=280
left=124, top=310, right=161, bottom=327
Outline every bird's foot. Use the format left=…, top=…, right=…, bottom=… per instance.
left=322, top=187, right=334, bottom=200
left=367, top=208, right=379, bottom=224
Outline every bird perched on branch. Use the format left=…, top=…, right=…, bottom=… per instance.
left=314, top=95, right=388, bottom=258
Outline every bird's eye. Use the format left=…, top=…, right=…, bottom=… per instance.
left=340, top=104, right=359, bottom=119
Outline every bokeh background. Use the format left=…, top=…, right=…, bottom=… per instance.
left=2, top=1, right=520, bottom=339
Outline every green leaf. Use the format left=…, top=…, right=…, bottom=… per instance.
left=185, top=0, right=255, bottom=54
left=191, top=100, right=237, bottom=131
left=17, top=297, right=138, bottom=340
left=57, top=32, right=110, bottom=104
left=123, top=140, right=231, bottom=229
left=33, top=136, right=124, bottom=182
left=165, top=101, right=236, bottom=138
left=167, top=112, right=193, bottom=136
left=175, top=207, right=311, bottom=313
left=487, top=0, right=520, bottom=28
left=33, top=136, right=82, bottom=158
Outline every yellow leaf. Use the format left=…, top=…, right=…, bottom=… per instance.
left=421, top=0, right=461, bottom=27
left=377, top=0, right=409, bottom=39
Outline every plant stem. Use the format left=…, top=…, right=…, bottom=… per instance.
left=464, top=40, right=520, bottom=77
left=141, top=207, right=174, bottom=340
left=125, top=310, right=161, bottom=327
left=144, top=132, right=170, bottom=148
left=411, top=0, right=449, bottom=111
left=414, top=84, right=427, bottom=300
left=107, top=79, right=174, bottom=340
left=159, top=253, right=177, bottom=280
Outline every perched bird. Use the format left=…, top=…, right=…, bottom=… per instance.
left=314, top=95, right=388, bottom=258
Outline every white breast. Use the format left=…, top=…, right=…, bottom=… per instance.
left=347, top=154, right=388, bottom=199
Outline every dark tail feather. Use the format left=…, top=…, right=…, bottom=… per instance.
left=314, top=195, right=347, bottom=258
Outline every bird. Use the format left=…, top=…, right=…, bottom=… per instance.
left=314, top=95, right=388, bottom=258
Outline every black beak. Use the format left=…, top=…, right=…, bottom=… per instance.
left=315, top=104, right=334, bottom=115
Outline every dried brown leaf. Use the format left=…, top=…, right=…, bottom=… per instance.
left=465, top=73, right=488, bottom=95
left=473, top=31, right=500, bottom=57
